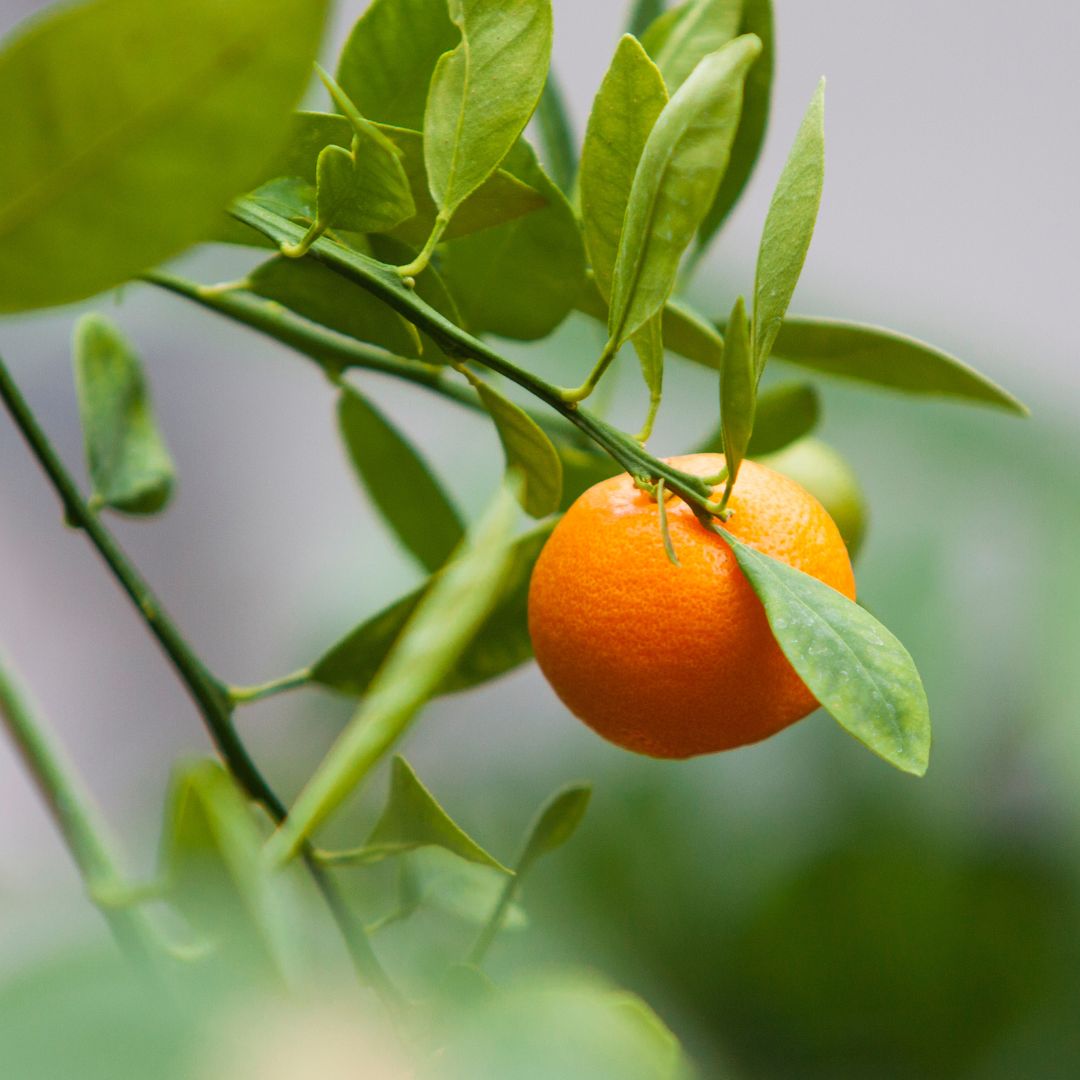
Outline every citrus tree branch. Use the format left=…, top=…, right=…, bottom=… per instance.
left=0, top=355, right=400, bottom=1007
left=228, top=199, right=715, bottom=511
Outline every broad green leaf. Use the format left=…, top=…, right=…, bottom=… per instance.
left=310, top=521, right=555, bottom=697
left=268, top=478, right=521, bottom=858
left=312, top=131, right=414, bottom=237
left=0, top=0, right=328, bottom=313
left=255, top=113, right=546, bottom=248
left=424, top=0, right=553, bottom=217
left=72, top=315, right=174, bottom=515
left=358, top=756, right=508, bottom=870
left=517, top=784, right=592, bottom=873
left=608, top=993, right=689, bottom=1080
left=441, top=139, right=586, bottom=340
left=607, top=35, right=761, bottom=351
left=753, top=79, right=825, bottom=373
left=247, top=256, right=422, bottom=358
left=697, top=381, right=821, bottom=454
left=407, top=847, right=527, bottom=928
left=580, top=35, right=668, bottom=304
left=721, top=532, right=930, bottom=775
left=162, top=760, right=299, bottom=977
left=719, top=295, right=754, bottom=491
left=766, top=317, right=1029, bottom=414
left=474, top=380, right=563, bottom=517
left=380, top=126, right=547, bottom=248
left=642, top=0, right=742, bottom=92
left=696, top=0, right=774, bottom=250
left=338, top=386, right=465, bottom=573
left=337, top=0, right=458, bottom=130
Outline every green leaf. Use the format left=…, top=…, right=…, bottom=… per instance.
left=338, top=386, right=465, bottom=573
left=337, top=0, right=459, bottom=130
left=257, top=113, right=547, bottom=249
left=641, top=0, right=742, bottom=92
left=627, top=0, right=668, bottom=38
left=753, top=78, right=825, bottom=374
left=535, top=71, right=577, bottom=193
left=697, top=381, right=821, bottom=455
left=0, top=0, right=328, bottom=313
left=247, top=256, right=422, bottom=359
left=424, top=0, right=553, bottom=218
left=721, top=532, right=931, bottom=776
left=577, top=277, right=724, bottom=371
left=310, top=521, right=556, bottom=697
left=72, top=315, right=174, bottom=516
left=766, top=317, right=1029, bottom=414
left=162, top=760, right=299, bottom=976
left=632, top=314, right=665, bottom=439
left=696, top=0, right=774, bottom=250
left=312, top=131, right=414, bottom=237
left=607, top=35, right=761, bottom=352
left=719, top=295, right=754, bottom=492
left=441, top=139, right=586, bottom=340
left=269, top=478, right=521, bottom=857
left=580, top=35, right=668, bottom=305
left=360, top=756, right=509, bottom=871
left=407, top=847, right=527, bottom=928
left=382, top=126, right=547, bottom=248
left=473, top=380, right=563, bottom=518
left=517, top=783, right=592, bottom=874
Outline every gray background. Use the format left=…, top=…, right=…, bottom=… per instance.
left=1, top=0, right=1077, bottom=961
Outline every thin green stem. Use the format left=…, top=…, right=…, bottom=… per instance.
left=395, top=213, right=449, bottom=280
left=0, top=355, right=400, bottom=1006
left=228, top=196, right=717, bottom=517
left=559, top=339, right=620, bottom=403
left=229, top=668, right=311, bottom=706
left=280, top=218, right=326, bottom=259
left=536, top=69, right=577, bottom=192
left=468, top=871, right=518, bottom=966
left=0, top=648, right=162, bottom=968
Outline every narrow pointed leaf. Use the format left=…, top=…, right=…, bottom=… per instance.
left=474, top=380, right=563, bottom=517
left=697, top=0, right=774, bottom=250
left=753, top=78, right=825, bottom=373
left=310, top=520, right=555, bottom=697
left=535, top=72, right=577, bottom=193
left=518, top=784, right=592, bottom=873
left=338, top=386, right=464, bottom=573
left=424, top=0, right=553, bottom=217
left=642, top=0, right=742, bottom=92
left=580, top=35, right=668, bottom=304
left=441, top=139, right=585, bottom=340
left=719, top=296, right=754, bottom=487
left=361, top=756, right=509, bottom=871
left=697, top=381, right=821, bottom=455
left=722, top=533, right=931, bottom=776
left=337, top=0, right=458, bottom=130
left=73, top=315, right=174, bottom=515
left=270, top=479, right=521, bottom=857
left=608, top=35, right=761, bottom=351
left=248, top=256, right=422, bottom=358
left=632, top=314, right=665, bottom=435
left=0, top=0, right=329, bottom=313
left=766, top=317, right=1028, bottom=414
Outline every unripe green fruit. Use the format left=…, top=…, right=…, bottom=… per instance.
left=758, top=437, right=868, bottom=558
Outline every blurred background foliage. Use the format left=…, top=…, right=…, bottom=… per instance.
left=2, top=0, right=1078, bottom=1077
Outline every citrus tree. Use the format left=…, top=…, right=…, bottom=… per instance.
left=0, top=0, right=1026, bottom=1076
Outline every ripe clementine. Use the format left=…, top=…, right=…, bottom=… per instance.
left=527, top=454, right=856, bottom=758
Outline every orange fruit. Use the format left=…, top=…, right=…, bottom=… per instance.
left=527, top=453, right=856, bottom=758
